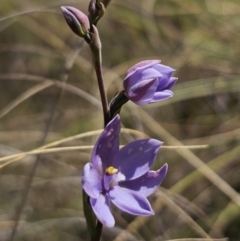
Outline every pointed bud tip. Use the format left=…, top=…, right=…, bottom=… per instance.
left=60, top=6, right=66, bottom=12
left=60, top=6, right=90, bottom=39
left=61, top=6, right=72, bottom=15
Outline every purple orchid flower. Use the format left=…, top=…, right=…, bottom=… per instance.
left=123, top=60, right=177, bottom=105
left=82, top=115, right=168, bottom=227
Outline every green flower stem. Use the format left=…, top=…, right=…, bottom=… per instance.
left=83, top=189, right=103, bottom=241
left=82, top=189, right=97, bottom=240
left=109, top=90, right=129, bottom=120
left=95, top=220, right=103, bottom=241
left=83, top=25, right=108, bottom=241
left=89, top=46, right=106, bottom=241
left=92, top=57, right=109, bottom=126
left=89, top=26, right=109, bottom=126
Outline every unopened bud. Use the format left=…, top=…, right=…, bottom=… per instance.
left=61, top=6, right=91, bottom=42
left=97, top=0, right=112, bottom=8
left=88, top=0, right=105, bottom=25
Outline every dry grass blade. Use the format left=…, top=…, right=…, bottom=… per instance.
left=209, top=201, right=240, bottom=237
left=156, top=190, right=211, bottom=238
left=181, top=128, right=240, bottom=146
left=0, top=144, right=208, bottom=162
left=0, top=73, right=101, bottom=108
left=138, top=109, right=240, bottom=207
left=141, top=0, right=160, bottom=52
left=162, top=145, right=208, bottom=149
left=171, top=145, right=240, bottom=194
left=113, top=189, right=211, bottom=241
left=146, top=77, right=240, bottom=109
left=0, top=81, right=53, bottom=119
left=164, top=239, right=228, bottom=241
left=0, top=146, right=93, bottom=163
left=0, top=128, right=147, bottom=167
left=0, top=142, right=207, bottom=168
left=5, top=23, right=86, bottom=241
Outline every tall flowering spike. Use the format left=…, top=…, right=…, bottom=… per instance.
left=61, top=6, right=91, bottom=42
left=82, top=115, right=168, bottom=227
left=123, top=60, right=177, bottom=106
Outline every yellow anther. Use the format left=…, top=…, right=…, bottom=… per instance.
left=105, top=166, right=118, bottom=175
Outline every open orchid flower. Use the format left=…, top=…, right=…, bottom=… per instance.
left=82, top=115, right=168, bottom=227
left=123, top=60, right=177, bottom=105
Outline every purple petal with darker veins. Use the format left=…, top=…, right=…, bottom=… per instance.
left=119, top=163, right=168, bottom=197
left=164, top=77, right=178, bottom=90
left=154, top=64, right=175, bottom=91
left=82, top=163, right=102, bottom=198
left=155, top=64, right=174, bottom=77
left=90, top=194, right=115, bottom=227
left=91, top=115, right=120, bottom=172
left=109, top=186, right=154, bottom=216
left=150, top=90, right=173, bottom=103
left=124, top=67, right=162, bottom=94
left=127, top=78, right=158, bottom=105
left=113, top=139, right=162, bottom=180
left=125, top=60, right=161, bottom=80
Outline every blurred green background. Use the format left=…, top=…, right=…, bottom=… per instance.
left=0, top=0, right=240, bottom=240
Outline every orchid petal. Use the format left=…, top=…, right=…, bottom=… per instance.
left=127, top=78, right=158, bottom=105
left=165, top=77, right=178, bottom=90
left=125, top=60, right=161, bottom=80
left=109, top=186, right=154, bottom=216
left=150, top=90, right=173, bottom=103
left=91, top=115, right=120, bottom=172
left=154, top=64, right=175, bottom=90
left=124, top=67, right=162, bottom=95
left=90, top=194, right=115, bottom=227
left=114, top=139, right=162, bottom=180
left=119, top=164, right=168, bottom=196
left=82, top=163, right=102, bottom=198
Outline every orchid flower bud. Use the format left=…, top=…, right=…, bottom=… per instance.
left=123, top=60, right=177, bottom=106
left=97, top=0, right=112, bottom=8
left=88, top=0, right=105, bottom=25
left=61, top=6, right=91, bottom=42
